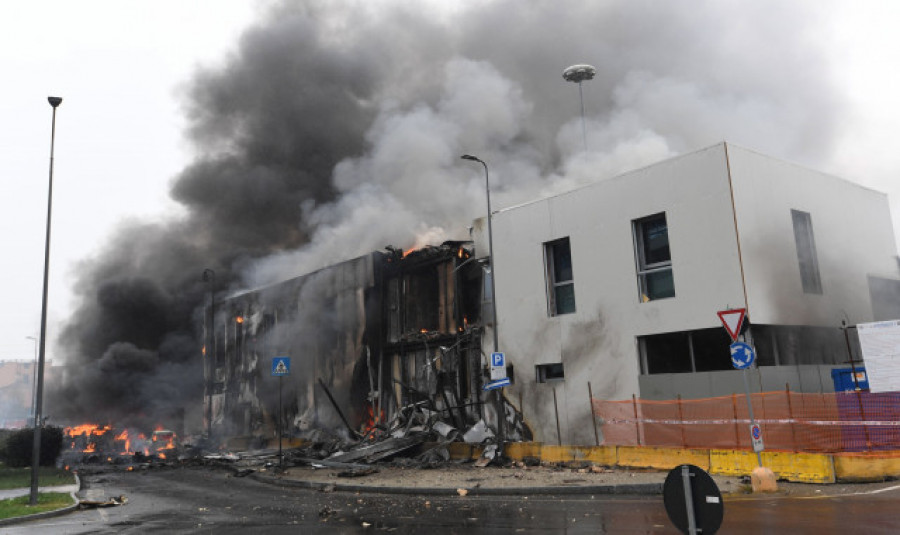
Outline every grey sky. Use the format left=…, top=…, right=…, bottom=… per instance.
left=2, top=0, right=900, bottom=372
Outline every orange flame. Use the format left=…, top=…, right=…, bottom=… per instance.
left=65, top=424, right=110, bottom=437
left=152, top=428, right=177, bottom=451
left=403, top=247, right=416, bottom=257
left=115, top=430, right=132, bottom=454
left=362, top=406, right=385, bottom=439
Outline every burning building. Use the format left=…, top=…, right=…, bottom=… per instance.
left=204, top=241, right=518, bottom=446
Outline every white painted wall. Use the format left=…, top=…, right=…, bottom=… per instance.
left=486, top=144, right=748, bottom=443
left=479, top=142, right=898, bottom=445
left=728, top=144, right=898, bottom=326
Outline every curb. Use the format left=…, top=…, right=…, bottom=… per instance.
left=0, top=473, right=82, bottom=527
left=248, top=471, right=663, bottom=496
left=451, top=442, right=843, bottom=484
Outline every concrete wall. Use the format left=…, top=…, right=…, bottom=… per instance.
left=728, top=144, right=899, bottom=326
left=481, top=143, right=898, bottom=445
left=639, top=364, right=842, bottom=400
left=486, top=144, right=747, bottom=444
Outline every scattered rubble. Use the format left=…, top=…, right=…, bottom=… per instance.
left=79, top=495, right=128, bottom=509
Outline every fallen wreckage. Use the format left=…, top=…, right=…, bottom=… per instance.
left=204, top=241, right=531, bottom=461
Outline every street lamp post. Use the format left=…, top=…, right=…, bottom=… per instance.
left=25, top=336, right=38, bottom=426
left=202, top=269, right=216, bottom=440
left=562, top=64, right=596, bottom=152
left=461, top=154, right=505, bottom=445
left=30, top=96, right=62, bottom=506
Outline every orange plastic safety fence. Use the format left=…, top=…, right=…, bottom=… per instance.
left=592, top=391, right=900, bottom=453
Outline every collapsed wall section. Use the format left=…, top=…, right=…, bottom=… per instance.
left=203, top=242, right=497, bottom=446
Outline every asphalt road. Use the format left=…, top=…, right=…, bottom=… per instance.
left=8, top=466, right=900, bottom=534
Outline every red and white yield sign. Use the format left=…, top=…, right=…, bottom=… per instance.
left=717, top=308, right=746, bottom=342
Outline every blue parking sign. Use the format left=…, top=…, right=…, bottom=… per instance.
left=491, top=352, right=505, bottom=367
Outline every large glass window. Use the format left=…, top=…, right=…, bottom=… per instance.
left=791, top=209, right=823, bottom=294
left=633, top=213, right=674, bottom=301
left=544, top=237, right=576, bottom=316
left=639, top=328, right=732, bottom=375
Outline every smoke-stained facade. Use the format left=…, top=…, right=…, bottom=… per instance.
left=206, top=242, right=493, bottom=443
left=478, top=143, right=899, bottom=445
left=49, top=1, right=849, bottom=434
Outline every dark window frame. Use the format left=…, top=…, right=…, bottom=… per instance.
left=632, top=212, right=675, bottom=302
left=544, top=237, right=576, bottom=316
left=536, top=362, right=566, bottom=383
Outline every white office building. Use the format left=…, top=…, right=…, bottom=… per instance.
left=478, top=142, right=900, bottom=445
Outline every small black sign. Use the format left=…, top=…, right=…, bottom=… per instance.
left=663, top=464, right=723, bottom=535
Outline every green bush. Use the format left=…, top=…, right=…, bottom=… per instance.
left=0, top=427, right=63, bottom=467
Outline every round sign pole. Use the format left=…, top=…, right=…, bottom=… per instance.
left=730, top=341, right=762, bottom=467
left=741, top=368, right=762, bottom=467
left=278, top=373, right=283, bottom=469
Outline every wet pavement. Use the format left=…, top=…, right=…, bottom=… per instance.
left=5, top=464, right=900, bottom=533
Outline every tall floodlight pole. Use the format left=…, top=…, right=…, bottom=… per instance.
left=461, top=154, right=505, bottom=445
left=30, top=96, right=62, bottom=506
left=26, top=336, right=38, bottom=426
left=202, top=268, right=216, bottom=440
left=562, top=64, right=596, bottom=152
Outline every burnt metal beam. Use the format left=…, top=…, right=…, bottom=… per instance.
left=317, top=378, right=362, bottom=439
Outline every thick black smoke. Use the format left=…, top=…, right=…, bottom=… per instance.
left=49, top=0, right=844, bottom=429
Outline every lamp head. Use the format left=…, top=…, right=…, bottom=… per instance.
left=461, top=154, right=481, bottom=162
left=47, top=97, right=62, bottom=108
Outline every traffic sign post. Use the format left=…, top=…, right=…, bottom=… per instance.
left=719, top=310, right=763, bottom=467
left=484, top=352, right=510, bottom=391
left=730, top=341, right=755, bottom=370
left=272, top=357, right=291, bottom=468
left=490, top=352, right=506, bottom=380
left=717, top=308, right=746, bottom=342
left=750, top=423, right=764, bottom=452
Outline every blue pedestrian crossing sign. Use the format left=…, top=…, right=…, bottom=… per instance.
left=730, top=342, right=755, bottom=370
left=272, top=357, right=291, bottom=376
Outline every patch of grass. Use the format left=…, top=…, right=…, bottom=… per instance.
left=0, top=492, right=75, bottom=520
left=0, top=466, right=75, bottom=490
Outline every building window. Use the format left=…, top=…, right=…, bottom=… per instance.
left=791, top=209, right=823, bottom=294
left=481, top=266, right=494, bottom=326
left=638, top=328, right=732, bottom=375
left=633, top=213, right=674, bottom=302
left=544, top=237, right=576, bottom=316
left=536, top=363, right=565, bottom=383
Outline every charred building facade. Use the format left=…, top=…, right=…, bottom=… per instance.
left=202, top=242, right=518, bottom=445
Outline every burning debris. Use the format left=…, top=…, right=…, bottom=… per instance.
left=61, top=423, right=182, bottom=467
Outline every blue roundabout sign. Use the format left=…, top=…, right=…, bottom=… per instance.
left=730, top=342, right=756, bottom=370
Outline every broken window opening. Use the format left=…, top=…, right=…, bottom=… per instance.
left=544, top=237, right=576, bottom=316
left=633, top=212, right=674, bottom=302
